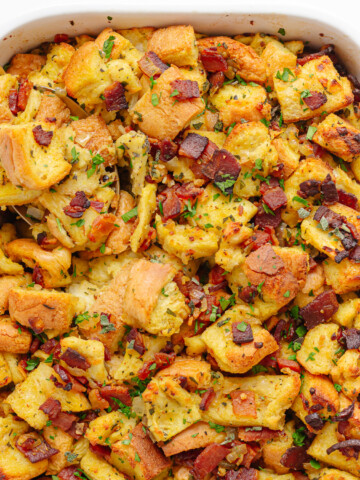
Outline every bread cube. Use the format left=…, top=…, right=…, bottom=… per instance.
left=106, top=191, right=136, bottom=254
left=0, top=275, right=28, bottom=315
left=158, top=358, right=212, bottom=391
left=262, top=421, right=295, bottom=473
left=35, top=92, right=70, bottom=128
left=333, top=298, right=360, bottom=328
left=203, top=375, right=300, bottom=430
left=130, top=66, right=203, bottom=140
left=273, top=56, right=353, bottom=123
left=201, top=306, right=278, bottom=374
left=0, top=247, right=23, bottom=275
left=142, top=376, right=201, bottom=441
left=297, top=323, right=341, bottom=375
left=130, top=183, right=156, bottom=252
left=29, top=43, right=75, bottom=89
left=198, top=36, right=266, bottom=83
left=0, top=165, right=41, bottom=206
left=117, top=27, right=155, bottom=52
left=6, top=363, right=90, bottom=429
left=43, top=425, right=73, bottom=475
left=86, top=411, right=137, bottom=446
left=323, top=257, right=360, bottom=294
left=261, top=40, right=297, bottom=88
left=81, top=450, right=127, bottom=480
left=309, top=468, right=359, bottom=480
left=156, top=215, right=219, bottom=265
left=0, top=122, right=71, bottom=190
left=9, top=287, right=77, bottom=335
left=307, top=423, right=360, bottom=476
left=0, top=74, right=18, bottom=124
left=331, top=350, right=360, bottom=400
left=7, top=53, right=45, bottom=78
left=211, top=84, right=271, bottom=127
left=292, top=371, right=339, bottom=431
left=0, top=316, right=31, bottom=353
left=313, top=113, right=360, bottom=162
left=147, top=25, right=198, bottom=67
left=259, top=472, right=295, bottom=480
left=271, top=125, right=300, bottom=179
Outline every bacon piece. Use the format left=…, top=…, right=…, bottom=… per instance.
left=338, top=189, right=358, bottom=210
left=40, top=338, right=59, bottom=354
left=231, top=390, right=257, bottom=417
left=17, top=79, right=33, bottom=111
left=225, top=468, right=258, bottom=480
left=239, top=285, right=258, bottom=303
left=254, top=205, right=282, bottom=229
left=58, top=466, right=79, bottom=480
left=70, top=191, right=91, bottom=208
left=245, top=244, right=284, bottom=275
left=99, top=385, right=132, bottom=407
left=52, top=412, right=77, bottom=431
left=259, top=177, right=280, bottom=195
left=179, top=133, right=209, bottom=160
left=343, top=328, right=360, bottom=349
left=350, top=245, right=360, bottom=262
left=138, top=51, right=169, bottom=77
left=32, top=125, right=53, bottom=147
left=8, top=89, right=19, bottom=116
left=299, top=179, right=321, bottom=198
left=238, top=427, right=281, bottom=443
left=305, top=412, right=325, bottom=431
left=263, top=187, right=287, bottom=211
left=39, top=398, right=62, bottom=418
left=104, top=82, right=128, bottom=111
left=209, top=71, right=225, bottom=91
left=61, top=348, right=91, bottom=370
left=209, top=264, right=226, bottom=285
left=332, top=402, right=355, bottom=422
left=160, top=139, right=178, bottom=162
left=199, top=388, right=215, bottom=411
left=161, top=189, right=182, bottom=221
left=16, top=436, right=59, bottom=463
left=335, top=250, right=349, bottom=264
left=193, top=444, right=229, bottom=479
left=327, top=439, right=360, bottom=458
left=202, top=149, right=241, bottom=195
left=137, top=352, right=176, bottom=380
left=297, top=45, right=334, bottom=66
left=53, top=364, right=87, bottom=393
left=232, top=322, right=254, bottom=345
left=88, top=213, right=116, bottom=242
left=299, top=290, right=339, bottom=329
left=90, top=443, right=112, bottom=460
left=171, top=80, right=200, bottom=100
left=126, top=328, right=146, bottom=355
left=90, top=200, right=104, bottom=212
left=321, top=174, right=339, bottom=205
left=303, top=91, right=327, bottom=110
left=54, top=33, right=69, bottom=43
left=176, top=183, right=203, bottom=200
left=277, top=358, right=301, bottom=373
left=243, top=231, right=271, bottom=252
left=32, top=264, right=45, bottom=288
left=280, top=446, right=311, bottom=470
left=200, top=48, right=228, bottom=72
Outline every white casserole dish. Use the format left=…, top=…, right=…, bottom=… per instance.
left=0, top=0, right=360, bottom=76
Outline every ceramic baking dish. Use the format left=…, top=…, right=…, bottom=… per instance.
left=0, top=0, right=359, bottom=76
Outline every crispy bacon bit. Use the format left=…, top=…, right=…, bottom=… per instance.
left=8, top=89, right=19, bottom=116
left=280, top=446, right=311, bottom=470
left=90, top=443, right=112, bottom=460
left=32, top=264, right=45, bottom=288
left=179, top=133, right=209, bottom=160
left=137, top=352, right=176, bottom=380
left=335, top=250, right=349, bottom=264
left=64, top=190, right=91, bottom=218
left=239, top=285, right=258, bottom=304
left=30, top=337, right=41, bottom=354
left=321, top=174, right=339, bottom=205
left=126, top=328, right=146, bottom=355
left=327, top=439, right=360, bottom=458
left=232, top=322, right=254, bottom=345
left=176, top=182, right=203, bottom=199
left=254, top=205, right=282, bottom=229
left=52, top=412, right=77, bottom=431
left=17, top=79, right=33, bottom=111
left=243, top=231, right=271, bottom=252
left=209, top=264, right=227, bottom=285
left=160, top=139, right=178, bottom=162
left=54, top=33, right=69, bottom=43
left=199, top=388, right=216, bottom=411
left=193, top=444, right=230, bottom=479
left=88, top=213, right=116, bottom=242
left=343, top=328, right=360, bottom=350
left=263, top=187, right=287, bottom=211
left=61, top=348, right=91, bottom=370
left=53, top=364, right=87, bottom=393
left=171, top=79, right=200, bottom=100
left=41, top=338, right=59, bottom=355
left=297, top=45, right=335, bottom=66
left=303, top=91, right=327, bottom=110
left=338, top=189, right=359, bottom=210
left=209, top=71, right=225, bottom=91
left=200, top=48, right=228, bottom=72
left=39, top=398, right=62, bottom=418
left=104, top=82, right=128, bottom=111
left=299, top=290, right=339, bottom=329
left=161, top=189, right=182, bottom=221
left=277, top=358, right=301, bottom=373
left=259, top=177, right=280, bottom=195
left=225, top=468, right=259, bottom=480
left=246, top=244, right=284, bottom=275
left=32, top=125, right=53, bottom=147
left=99, top=385, right=132, bottom=407
left=332, top=402, right=355, bottom=422
left=138, top=51, right=169, bottom=77
left=58, top=466, right=79, bottom=480
left=90, top=200, right=105, bottom=212
left=205, top=149, right=241, bottom=195
left=238, top=427, right=281, bottom=443
left=231, top=390, right=257, bottom=417
left=28, top=317, right=45, bottom=334
left=299, top=179, right=321, bottom=198
left=350, top=245, right=360, bottom=262
left=16, top=436, right=59, bottom=463
left=305, top=412, right=325, bottom=431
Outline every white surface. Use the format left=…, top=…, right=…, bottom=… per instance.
left=0, top=0, right=359, bottom=73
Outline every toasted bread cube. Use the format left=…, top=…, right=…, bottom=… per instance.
left=0, top=247, right=23, bottom=275
left=7, top=53, right=45, bottom=78
left=6, top=363, right=91, bottom=429
left=72, top=114, right=116, bottom=165
left=86, top=411, right=137, bottom=446
left=64, top=41, right=111, bottom=105
left=147, top=25, right=198, bottom=67
left=161, top=421, right=226, bottom=457
left=224, top=121, right=278, bottom=175
left=323, top=257, right=360, bottom=294
left=9, top=287, right=77, bottom=335
left=309, top=469, right=359, bottom=480
left=156, top=215, right=219, bottom=265
left=111, top=423, right=171, bottom=480
left=29, top=43, right=75, bottom=89
left=292, top=372, right=339, bottom=431
left=203, top=375, right=300, bottom=430
left=261, top=40, right=297, bottom=88
left=313, top=113, right=360, bottom=162
left=130, top=66, right=203, bottom=140
left=274, top=56, right=353, bottom=123
left=297, top=323, right=341, bottom=375
left=0, top=166, right=41, bottom=206
left=0, top=316, right=32, bottom=354
left=307, top=423, right=360, bottom=476
left=0, top=275, right=28, bottom=315
left=35, top=92, right=70, bottom=128
left=259, top=472, right=295, bottom=480
left=0, top=74, right=18, bottom=124
left=0, top=416, right=48, bottom=480
left=106, top=191, right=136, bottom=254
left=271, top=135, right=300, bottom=179
left=0, top=352, right=12, bottom=388
left=158, top=358, right=212, bottom=391
left=107, top=59, right=142, bottom=93
left=331, top=350, right=360, bottom=400
left=249, top=33, right=277, bottom=55
left=130, top=184, right=156, bottom=252
left=198, top=36, right=266, bottom=83
left=201, top=306, right=278, bottom=374
left=211, top=84, right=271, bottom=127
left=0, top=122, right=71, bottom=190
left=333, top=298, right=360, bottom=328
left=43, top=425, right=73, bottom=475
left=262, top=421, right=295, bottom=474
left=117, top=27, right=155, bottom=52
left=81, top=450, right=127, bottom=480
left=143, top=377, right=201, bottom=441
left=6, top=239, right=72, bottom=288
left=60, top=337, right=107, bottom=386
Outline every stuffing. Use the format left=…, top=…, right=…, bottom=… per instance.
left=85, top=411, right=137, bottom=446
left=0, top=274, right=28, bottom=314
left=331, top=350, right=360, bottom=400
left=262, top=421, right=296, bottom=474
left=261, top=40, right=297, bottom=88
left=106, top=190, right=137, bottom=254
left=0, top=74, right=18, bottom=124
left=35, top=92, right=70, bottom=128
left=7, top=53, right=46, bottom=78
left=43, top=425, right=73, bottom=475
left=0, top=316, right=32, bottom=353
left=117, top=27, right=155, bottom=52
left=130, top=182, right=156, bottom=252
left=323, top=258, right=360, bottom=294
left=81, top=450, right=127, bottom=480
